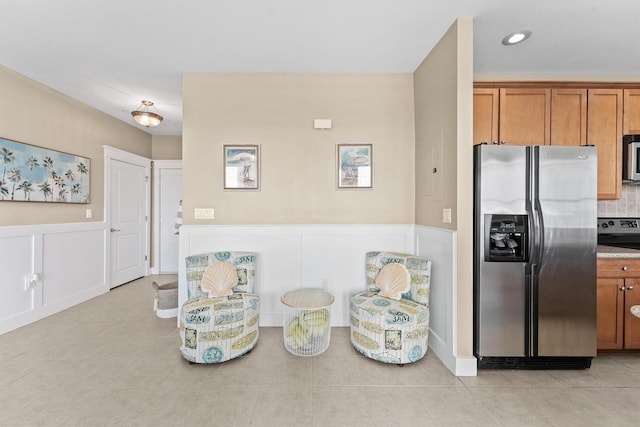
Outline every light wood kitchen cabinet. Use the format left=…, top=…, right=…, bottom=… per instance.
left=587, top=89, right=623, bottom=200
left=473, top=88, right=582, bottom=146
left=499, top=88, right=551, bottom=146
left=473, top=88, right=551, bottom=146
left=596, top=258, right=640, bottom=350
left=473, top=83, right=632, bottom=200
left=550, top=89, right=587, bottom=146
left=623, top=89, right=640, bottom=135
left=473, top=88, right=499, bottom=145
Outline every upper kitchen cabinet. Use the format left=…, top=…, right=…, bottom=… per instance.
left=624, top=89, right=640, bottom=135
left=587, top=89, right=623, bottom=200
left=473, top=88, right=499, bottom=145
left=499, top=88, right=551, bottom=146
left=550, top=89, right=587, bottom=146
left=472, top=87, right=551, bottom=146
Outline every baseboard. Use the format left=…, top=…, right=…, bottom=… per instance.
left=155, top=307, right=178, bottom=318
left=428, top=327, right=478, bottom=377
left=453, top=356, right=478, bottom=376
left=0, top=283, right=107, bottom=335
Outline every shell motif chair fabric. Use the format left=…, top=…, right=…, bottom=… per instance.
left=350, top=251, right=431, bottom=365
left=179, top=251, right=259, bottom=364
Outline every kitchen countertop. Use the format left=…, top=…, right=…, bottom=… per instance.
left=597, top=245, right=640, bottom=258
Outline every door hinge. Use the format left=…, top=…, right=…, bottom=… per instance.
left=145, top=215, right=148, bottom=221
left=145, top=255, right=148, bottom=261
left=145, top=176, right=149, bottom=183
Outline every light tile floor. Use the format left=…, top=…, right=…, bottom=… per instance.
left=1, top=275, right=640, bottom=426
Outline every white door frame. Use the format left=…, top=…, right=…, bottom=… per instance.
left=151, top=159, right=182, bottom=275
left=103, top=146, right=151, bottom=287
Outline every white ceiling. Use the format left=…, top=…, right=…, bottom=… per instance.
left=1, top=0, right=639, bottom=136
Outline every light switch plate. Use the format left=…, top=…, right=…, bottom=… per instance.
left=442, top=208, right=452, bottom=224
left=313, top=119, right=332, bottom=129
left=194, top=208, right=215, bottom=219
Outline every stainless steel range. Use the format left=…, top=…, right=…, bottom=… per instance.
left=597, top=217, right=640, bottom=250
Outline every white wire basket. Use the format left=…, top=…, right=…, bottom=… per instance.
left=281, top=288, right=334, bottom=356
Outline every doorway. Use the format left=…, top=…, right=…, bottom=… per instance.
left=152, top=160, right=182, bottom=274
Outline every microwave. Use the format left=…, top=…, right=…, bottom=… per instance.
left=623, top=135, right=640, bottom=181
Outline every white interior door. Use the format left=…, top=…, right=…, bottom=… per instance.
left=158, top=167, right=182, bottom=273
left=110, top=158, right=147, bottom=288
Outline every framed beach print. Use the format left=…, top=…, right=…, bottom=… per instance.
left=337, top=143, right=372, bottom=189
left=223, top=144, right=260, bottom=190
left=0, top=136, right=90, bottom=203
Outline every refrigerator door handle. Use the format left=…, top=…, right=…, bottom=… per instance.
left=529, top=262, right=539, bottom=356
left=534, top=198, right=545, bottom=267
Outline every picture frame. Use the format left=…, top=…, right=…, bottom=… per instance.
left=223, top=144, right=260, bottom=190
left=337, top=143, right=373, bottom=189
left=0, top=136, right=90, bottom=203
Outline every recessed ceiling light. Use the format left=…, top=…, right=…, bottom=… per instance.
left=502, top=30, right=532, bottom=46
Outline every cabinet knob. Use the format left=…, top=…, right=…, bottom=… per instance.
left=492, top=140, right=499, bottom=145
left=500, top=140, right=507, bottom=145
left=621, top=286, right=627, bottom=291
left=628, top=286, right=634, bottom=291
left=622, top=266, right=629, bottom=271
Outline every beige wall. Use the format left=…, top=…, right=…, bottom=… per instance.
left=0, top=65, right=152, bottom=226
left=414, top=22, right=459, bottom=230
left=152, top=135, right=182, bottom=160
left=414, top=18, right=475, bottom=356
left=182, top=74, right=415, bottom=225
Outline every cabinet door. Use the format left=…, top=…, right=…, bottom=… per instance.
left=623, top=89, right=640, bottom=135
left=473, top=89, right=499, bottom=145
left=499, top=88, right=551, bottom=146
left=551, top=89, right=587, bottom=146
left=624, top=278, right=640, bottom=349
left=587, top=89, right=623, bottom=200
left=596, top=277, right=624, bottom=349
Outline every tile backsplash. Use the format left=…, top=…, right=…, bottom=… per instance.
left=598, top=183, right=640, bottom=217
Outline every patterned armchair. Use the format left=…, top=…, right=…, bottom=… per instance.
left=350, top=251, right=431, bottom=365
left=179, top=251, right=259, bottom=363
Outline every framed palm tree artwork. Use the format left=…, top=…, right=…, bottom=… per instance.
left=0, top=136, right=90, bottom=203
left=337, top=143, right=372, bottom=189
left=223, top=144, right=260, bottom=190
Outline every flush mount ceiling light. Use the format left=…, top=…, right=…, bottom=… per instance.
left=131, top=100, right=163, bottom=127
left=501, top=30, right=532, bottom=46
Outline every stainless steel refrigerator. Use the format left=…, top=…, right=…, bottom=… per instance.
left=473, top=144, right=597, bottom=369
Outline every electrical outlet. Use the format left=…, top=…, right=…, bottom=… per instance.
left=321, top=279, right=328, bottom=289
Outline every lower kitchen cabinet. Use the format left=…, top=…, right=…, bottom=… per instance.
left=597, top=258, right=640, bottom=350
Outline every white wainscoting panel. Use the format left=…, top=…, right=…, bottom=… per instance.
left=178, top=224, right=415, bottom=326
left=0, top=222, right=108, bottom=335
left=0, top=234, right=36, bottom=326
left=416, top=224, right=477, bottom=377
left=42, top=228, right=106, bottom=306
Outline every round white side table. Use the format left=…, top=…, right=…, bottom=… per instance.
left=281, top=288, right=334, bottom=356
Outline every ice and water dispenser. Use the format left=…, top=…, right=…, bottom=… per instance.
left=484, top=214, right=528, bottom=262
